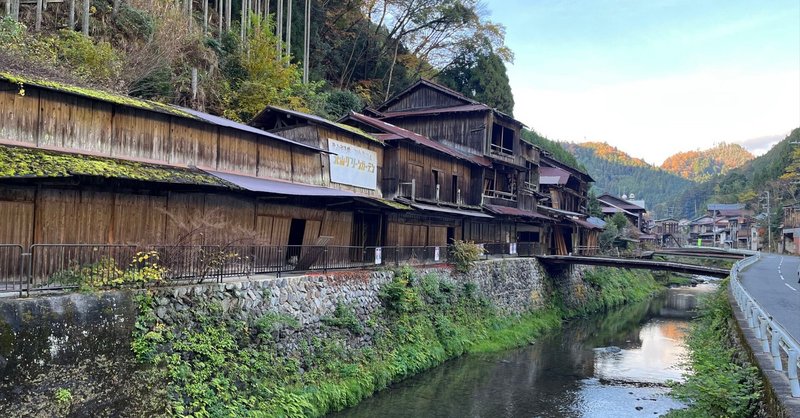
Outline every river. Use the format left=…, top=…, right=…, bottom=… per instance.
left=331, top=283, right=717, bottom=418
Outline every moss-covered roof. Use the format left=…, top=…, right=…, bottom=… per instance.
left=330, top=121, right=383, bottom=144
left=0, top=145, right=233, bottom=187
left=371, top=197, right=411, bottom=210
left=0, top=72, right=199, bottom=120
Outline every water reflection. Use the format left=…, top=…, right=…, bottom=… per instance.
left=331, top=284, right=716, bottom=418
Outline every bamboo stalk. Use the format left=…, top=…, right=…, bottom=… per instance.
left=35, top=0, right=42, bottom=31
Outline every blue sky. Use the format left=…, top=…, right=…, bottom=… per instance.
left=483, top=0, right=800, bottom=164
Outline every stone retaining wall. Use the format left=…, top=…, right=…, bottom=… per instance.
left=0, top=258, right=588, bottom=416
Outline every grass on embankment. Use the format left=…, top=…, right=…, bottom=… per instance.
left=132, top=266, right=662, bottom=417
left=665, top=280, right=762, bottom=418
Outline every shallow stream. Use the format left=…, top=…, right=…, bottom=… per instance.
left=332, top=283, right=716, bottom=417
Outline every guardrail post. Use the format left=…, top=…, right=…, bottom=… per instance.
left=772, top=330, right=783, bottom=371
left=788, top=349, right=800, bottom=397
left=758, top=319, right=768, bottom=348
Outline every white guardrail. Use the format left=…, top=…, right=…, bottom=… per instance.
left=729, top=250, right=800, bottom=397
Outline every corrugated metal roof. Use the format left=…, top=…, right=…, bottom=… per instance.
left=538, top=167, right=571, bottom=185
left=708, top=203, right=745, bottom=211
left=406, top=201, right=494, bottom=218
left=597, top=194, right=646, bottom=211
left=539, top=205, right=586, bottom=218
left=587, top=216, right=607, bottom=228
left=571, top=217, right=602, bottom=230
left=204, top=170, right=360, bottom=197
left=483, top=204, right=554, bottom=221
left=253, top=106, right=382, bottom=144
left=343, top=112, right=491, bottom=168
left=176, top=106, right=325, bottom=152
left=381, top=104, right=490, bottom=119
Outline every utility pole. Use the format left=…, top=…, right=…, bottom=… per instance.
left=761, top=191, right=771, bottom=253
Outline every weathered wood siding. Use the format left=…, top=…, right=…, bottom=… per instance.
left=385, top=213, right=459, bottom=247
left=383, top=142, right=477, bottom=205
left=276, top=124, right=384, bottom=197
left=0, top=185, right=356, bottom=248
left=0, top=81, right=330, bottom=187
left=386, top=113, right=488, bottom=156
left=383, top=86, right=469, bottom=112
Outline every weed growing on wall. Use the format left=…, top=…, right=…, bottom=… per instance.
left=132, top=266, right=663, bottom=417
left=449, top=240, right=485, bottom=273
left=665, top=281, right=762, bottom=418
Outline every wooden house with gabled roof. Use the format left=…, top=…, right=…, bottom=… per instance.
left=339, top=111, right=552, bottom=252
left=371, top=79, right=545, bottom=243
left=536, top=154, right=599, bottom=255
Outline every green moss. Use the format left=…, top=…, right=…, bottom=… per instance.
left=372, top=197, right=411, bottom=210
left=331, top=121, right=382, bottom=144
left=0, top=72, right=198, bottom=120
left=0, top=145, right=233, bottom=187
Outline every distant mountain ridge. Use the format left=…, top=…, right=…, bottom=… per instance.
left=660, top=143, right=754, bottom=181
left=563, top=142, right=692, bottom=218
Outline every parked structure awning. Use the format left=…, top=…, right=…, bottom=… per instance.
left=403, top=200, right=493, bottom=218
left=203, top=170, right=410, bottom=211
left=483, top=204, right=554, bottom=221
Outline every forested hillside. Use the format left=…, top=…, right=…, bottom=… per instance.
left=660, top=143, right=753, bottom=181
left=0, top=0, right=513, bottom=121
left=668, top=128, right=800, bottom=219
left=563, top=142, right=692, bottom=218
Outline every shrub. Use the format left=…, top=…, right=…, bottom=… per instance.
left=379, top=273, right=420, bottom=315
left=322, top=302, right=364, bottom=335
left=52, top=30, right=122, bottom=81
left=449, top=240, right=484, bottom=273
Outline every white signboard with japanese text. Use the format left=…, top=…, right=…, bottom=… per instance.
left=434, top=246, right=440, bottom=261
left=328, top=138, right=377, bottom=190
left=375, top=247, right=382, bottom=265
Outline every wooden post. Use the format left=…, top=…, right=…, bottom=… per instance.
left=112, top=0, right=119, bottom=16
left=82, top=0, right=89, bottom=36
left=68, top=0, right=75, bottom=29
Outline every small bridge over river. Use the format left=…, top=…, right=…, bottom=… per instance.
left=536, top=255, right=730, bottom=278
left=643, top=247, right=747, bottom=260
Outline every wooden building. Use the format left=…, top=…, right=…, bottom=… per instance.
left=598, top=194, right=648, bottom=232
left=0, top=73, right=404, bottom=255
left=537, top=154, right=599, bottom=255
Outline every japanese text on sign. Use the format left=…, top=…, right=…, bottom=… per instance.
left=328, top=138, right=377, bottom=190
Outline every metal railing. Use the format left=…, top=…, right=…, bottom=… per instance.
left=730, top=250, right=800, bottom=397
left=0, top=241, right=563, bottom=295
left=0, top=243, right=462, bottom=295
left=0, top=245, right=23, bottom=293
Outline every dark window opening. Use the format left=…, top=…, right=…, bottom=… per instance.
left=432, top=170, right=440, bottom=200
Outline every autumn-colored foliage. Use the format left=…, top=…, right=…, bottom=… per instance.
left=660, top=143, right=753, bottom=181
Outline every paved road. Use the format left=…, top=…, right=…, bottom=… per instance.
left=739, top=253, right=800, bottom=344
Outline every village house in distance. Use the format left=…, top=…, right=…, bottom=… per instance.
left=0, top=73, right=602, bottom=286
